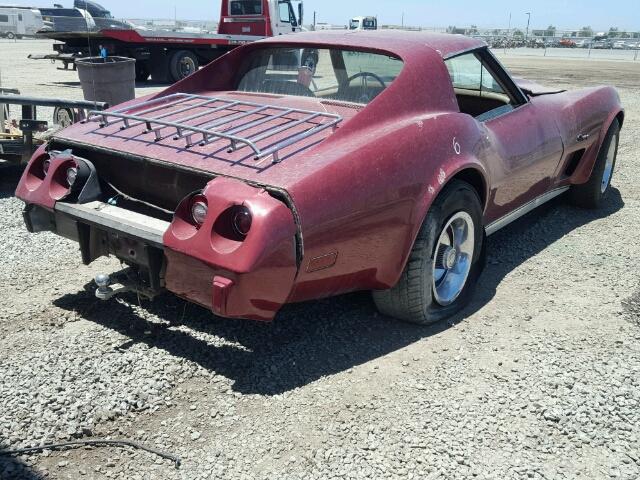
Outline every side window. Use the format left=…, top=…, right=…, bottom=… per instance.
left=445, top=53, right=505, bottom=95
left=18, top=14, right=23, bottom=21
left=278, top=1, right=291, bottom=23
left=445, top=51, right=520, bottom=121
left=0, top=15, right=9, bottom=23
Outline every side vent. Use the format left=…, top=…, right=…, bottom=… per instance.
left=564, top=149, right=586, bottom=177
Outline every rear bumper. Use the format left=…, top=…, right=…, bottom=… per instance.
left=23, top=197, right=297, bottom=321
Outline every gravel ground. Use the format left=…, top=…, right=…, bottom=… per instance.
left=1, top=40, right=640, bottom=480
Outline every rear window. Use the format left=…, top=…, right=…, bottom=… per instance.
left=230, top=0, right=263, bottom=15
left=237, top=47, right=403, bottom=105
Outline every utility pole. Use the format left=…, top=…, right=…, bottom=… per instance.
left=313, top=11, right=316, bottom=31
left=525, top=12, right=531, bottom=42
left=401, top=12, right=404, bottom=28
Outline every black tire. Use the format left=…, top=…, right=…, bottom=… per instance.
left=569, top=118, right=620, bottom=209
left=135, top=61, right=151, bottom=82
left=169, top=50, right=199, bottom=83
left=6, top=32, right=15, bottom=40
left=373, top=180, right=485, bottom=325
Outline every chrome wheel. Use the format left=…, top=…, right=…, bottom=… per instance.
left=601, top=132, right=618, bottom=193
left=432, top=211, right=475, bottom=306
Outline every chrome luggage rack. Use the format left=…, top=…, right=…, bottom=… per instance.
left=84, top=93, right=343, bottom=164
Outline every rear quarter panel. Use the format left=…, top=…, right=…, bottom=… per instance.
left=287, top=112, right=488, bottom=302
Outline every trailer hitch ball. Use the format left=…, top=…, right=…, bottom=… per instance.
left=95, top=273, right=113, bottom=301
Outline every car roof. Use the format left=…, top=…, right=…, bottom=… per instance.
left=258, top=29, right=486, bottom=59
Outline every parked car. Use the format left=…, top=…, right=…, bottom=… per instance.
left=575, top=39, right=592, bottom=48
left=559, top=38, right=576, bottom=48
left=15, top=31, right=624, bottom=324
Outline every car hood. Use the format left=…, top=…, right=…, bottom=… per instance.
left=52, top=91, right=365, bottom=191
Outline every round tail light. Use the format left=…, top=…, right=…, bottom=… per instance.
left=232, top=208, right=252, bottom=237
left=190, top=194, right=208, bottom=226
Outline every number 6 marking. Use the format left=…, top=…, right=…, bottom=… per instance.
left=453, top=137, right=461, bottom=155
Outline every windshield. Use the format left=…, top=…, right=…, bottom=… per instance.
left=237, top=47, right=403, bottom=105
left=349, top=20, right=360, bottom=30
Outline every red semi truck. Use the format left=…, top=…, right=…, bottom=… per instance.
left=33, top=0, right=308, bottom=83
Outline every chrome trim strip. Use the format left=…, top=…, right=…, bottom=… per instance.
left=485, top=187, right=570, bottom=236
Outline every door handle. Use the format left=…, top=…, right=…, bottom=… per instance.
left=577, top=133, right=590, bottom=142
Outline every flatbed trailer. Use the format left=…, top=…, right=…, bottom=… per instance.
left=30, top=0, right=306, bottom=83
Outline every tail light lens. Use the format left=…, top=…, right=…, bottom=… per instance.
left=190, top=194, right=208, bottom=226
left=232, top=208, right=252, bottom=237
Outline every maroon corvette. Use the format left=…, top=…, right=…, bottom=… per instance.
left=16, top=31, right=623, bottom=324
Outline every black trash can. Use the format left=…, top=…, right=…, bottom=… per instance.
left=76, top=57, right=136, bottom=107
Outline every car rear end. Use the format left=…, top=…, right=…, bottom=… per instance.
left=16, top=139, right=300, bottom=321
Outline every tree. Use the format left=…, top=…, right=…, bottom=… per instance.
left=609, top=27, right=619, bottom=35
left=468, top=25, right=479, bottom=35
left=546, top=25, right=557, bottom=37
left=580, top=26, right=593, bottom=37
left=513, top=29, right=524, bottom=38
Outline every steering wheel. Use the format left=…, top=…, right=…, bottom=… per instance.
left=339, top=71, right=387, bottom=103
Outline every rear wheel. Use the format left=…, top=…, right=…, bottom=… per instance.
left=569, top=118, right=620, bottom=209
left=6, top=32, right=15, bottom=40
left=373, top=180, right=485, bottom=325
left=135, top=61, right=151, bottom=82
left=169, top=50, right=199, bottom=83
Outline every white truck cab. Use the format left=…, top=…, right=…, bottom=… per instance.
left=221, top=0, right=304, bottom=37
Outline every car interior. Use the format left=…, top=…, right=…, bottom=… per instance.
left=237, top=48, right=404, bottom=105
left=445, top=50, right=526, bottom=121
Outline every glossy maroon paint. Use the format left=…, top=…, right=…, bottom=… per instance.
left=16, top=31, right=624, bottom=321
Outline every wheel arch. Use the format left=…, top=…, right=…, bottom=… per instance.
left=386, top=160, right=488, bottom=290
left=448, top=167, right=488, bottom=212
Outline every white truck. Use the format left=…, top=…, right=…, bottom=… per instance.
left=0, top=5, right=44, bottom=39
left=349, top=16, right=377, bottom=31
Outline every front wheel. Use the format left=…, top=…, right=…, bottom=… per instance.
left=569, top=118, right=620, bottom=209
left=373, top=180, right=485, bottom=325
left=6, top=32, right=15, bottom=40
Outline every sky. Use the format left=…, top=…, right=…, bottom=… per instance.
left=10, top=0, right=640, bottom=31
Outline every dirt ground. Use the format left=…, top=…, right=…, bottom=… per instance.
left=1, top=39, right=639, bottom=480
